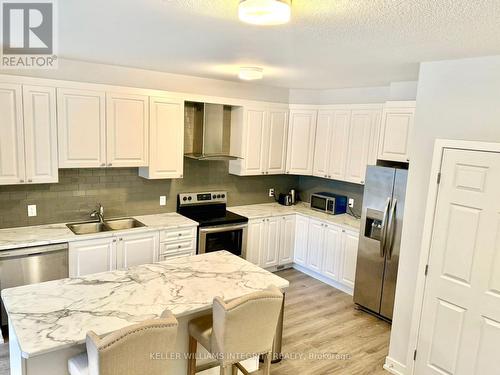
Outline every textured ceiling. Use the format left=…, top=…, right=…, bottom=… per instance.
left=54, top=0, right=500, bottom=89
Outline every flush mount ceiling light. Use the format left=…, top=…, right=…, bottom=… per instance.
left=238, top=0, right=291, bottom=26
left=239, top=67, right=264, bottom=80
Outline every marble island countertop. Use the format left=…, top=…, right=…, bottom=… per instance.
left=228, top=202, right=361, bottom=231
left=2, top=251, right=289, bottom=358
left=0, top=212, right=198, bottom=251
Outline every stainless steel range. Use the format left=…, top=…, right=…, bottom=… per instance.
left=177, top=192, right=248, bottom=257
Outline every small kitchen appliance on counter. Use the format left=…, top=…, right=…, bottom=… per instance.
left=310, top=192, right=348, bottom=215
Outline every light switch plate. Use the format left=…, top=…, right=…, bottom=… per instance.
left=348, top=198, right=354, bottom=208
left=268, top=188, right=275, bottom=197
left=27, top=205, right=37, bottom=217
left=160, top=196, right=167, bottom=206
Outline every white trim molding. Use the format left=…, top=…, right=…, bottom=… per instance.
left=384, top=356, right=407, bottom=375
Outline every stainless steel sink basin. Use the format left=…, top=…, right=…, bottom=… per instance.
left=67, top=221, right=110, bottom=235
left=104, top=218, right=145, bottom=231
left=67, top=218, right=146, bottom=235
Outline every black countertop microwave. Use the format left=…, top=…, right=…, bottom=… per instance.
left=310, top=192, right=348, bottom=215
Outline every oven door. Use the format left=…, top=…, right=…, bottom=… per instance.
left=198, top=223, right=247, bottom=258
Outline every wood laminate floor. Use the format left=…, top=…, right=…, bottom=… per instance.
left=0, top=269, right=390, bottom=375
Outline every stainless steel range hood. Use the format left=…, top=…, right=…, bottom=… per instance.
left=184, top=101, right=240, bottom=160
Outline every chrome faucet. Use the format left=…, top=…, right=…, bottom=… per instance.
left=90, top=203, right=104, bottom=223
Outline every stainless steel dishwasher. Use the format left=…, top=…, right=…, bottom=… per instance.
left=0, top=243, right=69, bottom=326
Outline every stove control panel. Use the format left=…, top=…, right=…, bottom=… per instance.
left=179, top=191, right=227, bottom=205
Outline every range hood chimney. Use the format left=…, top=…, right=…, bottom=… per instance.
left=184, top=101, right=240, bottom=161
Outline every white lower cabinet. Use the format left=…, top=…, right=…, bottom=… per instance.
left=69, top=237, right=116, bottom=277
left=158, top=226, right=197, bottom=260
left=293, top=215, right=309, bottom=266
left=246, top=215, right=295, bottom=268
left=69, top=231, right=160, bottom=277
left=321, top=224, right=342, bottom=280
left=116, top=232, right=159, bottom=269
left=338, top=229, right=359, bottom=289
left=306, top=219, right=325, bottom=273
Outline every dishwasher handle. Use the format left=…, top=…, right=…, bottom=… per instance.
left=0, top=243, right=68, bottom=258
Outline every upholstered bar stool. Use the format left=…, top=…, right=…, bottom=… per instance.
left=187, top=286, right=284, bottom=375
left=68, top=309, right=178, bottom=375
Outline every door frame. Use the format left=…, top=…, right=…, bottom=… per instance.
left=405, top=139, right=500, bottom=375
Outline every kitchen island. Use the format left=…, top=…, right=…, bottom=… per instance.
left=2, top=251, right=289, bottom=375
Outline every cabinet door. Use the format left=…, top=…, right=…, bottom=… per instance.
left=57, top=88, right=106, bottom=168
left=246, top=219, right=266, bottom=266
left=265, top=109, right=288, bottom=174
left=116, top=232, right=159, bottom=269
left=243, top=108, right=266, bottom=175
left=106, top=93, right=149, bottom=167
left=286, top=110, right=317, bottom=175
left=139, top=97, right=184, bottom=179
left=294, top=215, right=309, bottom=266
left=339, top=230, right=359, bottom=289
left=0, top=84, right=25, bottom=185
left=306, top=219, right=324, bottom=273
left=344, top=110, right=373, bottom=184
left=328, top=110, right=351, bottom=181
left=23, top=86, right=58, bottom=184
left=279, top=215, right=295, bottom=265
left=313, top=111, right=332, bottom=178
left=262, top=217, right=280, bottom=268
left=321, top=224, right=342, bottom=280
left=69, top=238, right=116, bottom=277
left=378, top=106, right=415, bottom=162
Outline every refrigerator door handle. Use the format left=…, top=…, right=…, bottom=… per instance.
left=380, top=198, right=391, bottom=258
left=386, top=198, right=398, bottom=260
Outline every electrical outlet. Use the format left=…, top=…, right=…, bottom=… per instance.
left=348, top=198, right=355, bottom=208
left=268, top=188, right=275, bottom=197
left=159, top=196, right=167, bottom=206
left=27, top=205, right=37, bottom=217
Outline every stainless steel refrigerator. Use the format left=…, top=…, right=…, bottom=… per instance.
left=353, top=166, right=408, bottom=321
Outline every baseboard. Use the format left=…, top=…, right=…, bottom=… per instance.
left=383, top=356, right=407, bottom=375
left=292, top=264, right=354, bottom=296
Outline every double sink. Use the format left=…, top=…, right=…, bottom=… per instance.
left=67, top=218, right=145, bottom=235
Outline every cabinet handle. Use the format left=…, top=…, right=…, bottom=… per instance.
left=100, top=163, right=105, bottom=167
left=178, top=245, right=182, bottom=249
left=113, top=239, right=117, bottom=243
left=19, top=179, right=24, bottom=183
left=178, top=233, right=182, bottom=236
left=406, top=158, right=410, bottom=162
left=28, top=179, right=33, bottom=183
left=342, top=229, right=346, bottom=233
left=119, top=238, right=123, bottom=241
left=107, top=163, right=112, bottom=167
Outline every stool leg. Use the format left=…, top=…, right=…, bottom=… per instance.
left=220, top=365, right=231, bottom=375
left=187, top=335, right=197, bottom=375
left=231, top=364, right=238, bottom=375
left=261, top=351, right=272, bottom=375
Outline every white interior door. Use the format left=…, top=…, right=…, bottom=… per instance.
left=0, top=84, right=25, bottom=185
left=106, top=92, right=149, bottom=167
left=23, top=85, right=58, bottom=184
left=57, top=88, right=106, bottom=168
left=265, top=109, right=288, bottom=174
left=139, top=97, right=184, bottom=179
left=416, top=148, right=500, bottom=375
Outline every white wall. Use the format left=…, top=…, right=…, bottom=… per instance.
left=289, top=81, right=417, bottom=104
left=388, top=55, right=500, bottom=373
left=0, top=58, right=290, bottom=103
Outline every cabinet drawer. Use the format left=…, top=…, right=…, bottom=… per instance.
left=160, top=238, right=196, bottom=254
left=159, top=249, right=195, bottom=261
left=159, top=227, right=196, bottom=242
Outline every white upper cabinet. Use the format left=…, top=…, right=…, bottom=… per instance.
left=286, top=109, right=317, bottom=175
left=0, top=83, right=58, bottom=185
left=22, top=85, right=58, bottom=184
left=0, top=84, right=25, bottom=185
left=57, top=88, right=107, bottom=168
left=106, top=92, right=149, bottom=167
left=229, top=105, right=287, bottom=176
left=265, top=109, right=288, bottom=174
left=378, top=101, right=416, bottom=162
left=328, top=110, right=351, bottom=180
left=312, top=111, right=333, bottom=178
left=345, top=109, right=381, bottom=184
left=139, top=97, right=184, bottom=179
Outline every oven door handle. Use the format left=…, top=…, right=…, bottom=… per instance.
left=199, top=223, right=248, bottom=234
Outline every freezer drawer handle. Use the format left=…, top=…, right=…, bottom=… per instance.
left=386, top=199, right=397, bottom=260
left=380, top=198, right=391, bottom=258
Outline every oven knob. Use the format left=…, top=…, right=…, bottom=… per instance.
left=188, top=196, right=192, bottom=201
left=213, top=195, right=216, bottom=199
left=183, top=197, right=187, bottom=201
left=217, top=194, right=221, bottom=198
left=221, top=194, right=225, bottom=198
